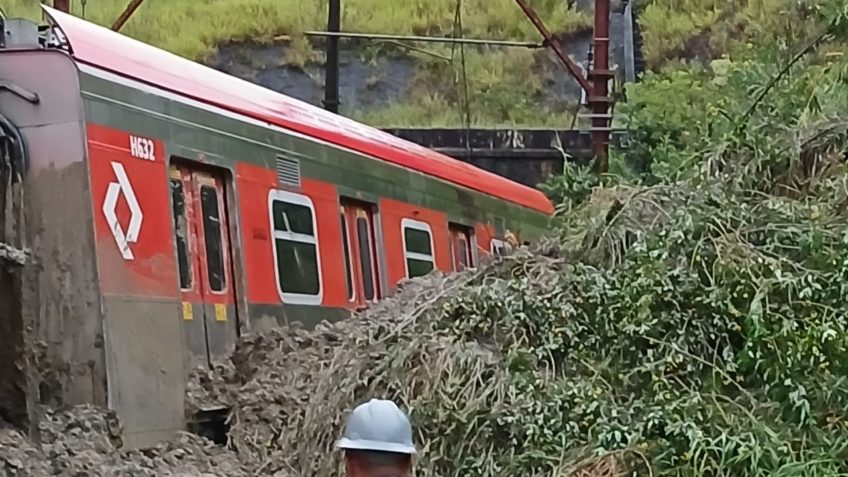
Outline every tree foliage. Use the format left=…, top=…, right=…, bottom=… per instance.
left=513, top=5, right=848, bottom=475
left=618, top=7, right=848, bottom=187
left=443, top=178, right=848, bottom=475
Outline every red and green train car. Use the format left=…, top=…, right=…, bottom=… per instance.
left=0, top=7, right=553, bottom=447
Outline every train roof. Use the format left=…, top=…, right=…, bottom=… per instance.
left=42, top=7, right=555, bottom=215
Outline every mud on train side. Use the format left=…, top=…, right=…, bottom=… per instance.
left=0, top=8, right=553, bottom=447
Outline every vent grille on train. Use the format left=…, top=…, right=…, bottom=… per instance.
left=276, top=155, right=301, bottom=187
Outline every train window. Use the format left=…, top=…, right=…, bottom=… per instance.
left=401, top=219, right=434, bottom=278
left=273, top=201, right=314, bottom=235
left=170, top=178, right=192, bottom=290
left=449, top=224, right=474, bottom=272
left=269, top=190, right=322, bottom=304
left=200, top=185, right=226, bottom=292
left=356, top=216, right=376, bottom=301
left=340, top=211, right=355, bottom=302
left=457, top=238, right=469, bottom=268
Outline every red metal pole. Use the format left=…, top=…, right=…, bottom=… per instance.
left=590, top=0, right=612, bottom=172
left=112, top=0, right=146, bottom=32
left=515, top=0, right=613, bottom=172
left=53, top=0, right=70, bottom=13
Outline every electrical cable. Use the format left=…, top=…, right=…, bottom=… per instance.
left=0, top=114, right=26, bottom=183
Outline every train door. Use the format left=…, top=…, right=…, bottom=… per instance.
left=169, top=163, right=238, bottom=368
left=449, top=224, right=475, bottom=272
left=340, top=200, right=381, bottom=309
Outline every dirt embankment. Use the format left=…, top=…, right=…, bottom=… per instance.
left=0, top=405, right=255, bottom=476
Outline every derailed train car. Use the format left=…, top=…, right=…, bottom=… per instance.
left=0, top=7, right=553, bottom=447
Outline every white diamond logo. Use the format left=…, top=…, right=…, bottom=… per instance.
left=102, top=162, right=143, bottom=260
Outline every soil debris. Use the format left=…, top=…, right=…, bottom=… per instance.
left=0, top=405, right=254, bottom=476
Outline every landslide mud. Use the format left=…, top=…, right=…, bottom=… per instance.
left=0, top=406, right=256, bottom=476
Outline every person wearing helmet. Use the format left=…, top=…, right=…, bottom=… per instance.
left=336, top=398, right=416, bottom=477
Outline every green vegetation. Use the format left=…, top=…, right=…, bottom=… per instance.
left=638, top=0, right=833, bottom=70
left=519, top=6, right=848, bottom=474
left=544, top=0, right=848, bottom=193
left=619, top=8, right=848, bottom=184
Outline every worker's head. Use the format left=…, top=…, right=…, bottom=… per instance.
left=337, top=399, right=416, bottom=477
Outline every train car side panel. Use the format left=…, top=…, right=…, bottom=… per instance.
left=235, top=162, right=351, bottom=330
left=474, top=223, right=496, bottom=258
left=303, top=178, right=348, bottom=309
left=0, top=50, right=107, bottom=422
left=77, top=66, right=551, bottom=243
left=235, top=162, right=278, bottom=307
left=378, top=198, right=451, bottom=286
left=87, top=124, right=177, bottom=296
left=85, top=124, right=186, bottom=448
left=168, top=161, right=240, bottom=368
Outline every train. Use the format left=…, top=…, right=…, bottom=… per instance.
left=0, top=6, right=553, bottom=447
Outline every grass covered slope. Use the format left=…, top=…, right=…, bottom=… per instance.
left=5, top=0, right=588, bottom=61
left=7, top=0, right=842, bottom=128
left=6, top=0, right=588, bottom=128
left=638, top=0, right=844, bottom=69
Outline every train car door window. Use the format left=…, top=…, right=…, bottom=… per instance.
left=269, top=190, right=322, bottom=305
left=341, top=200, right=382, bottom=306
left=356, top=214, right=377, bottom=301
left=200, top=185, right=226, bottom=292
left=449, top=224, right=474, bottom=272
left=169, top=169, right=192, bottom=290
left=401, top=218, right=434, bottom=278
left=340, top=210, right=356, bottom=302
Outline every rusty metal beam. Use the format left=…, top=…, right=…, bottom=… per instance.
left=111, top=0, right=145, bottom=32
left=514, top=0, right=613, bottom=172
left=513, top=0, right=592, bottom=94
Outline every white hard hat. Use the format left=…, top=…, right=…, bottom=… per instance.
left=336, top=399, right=416, bottom=455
